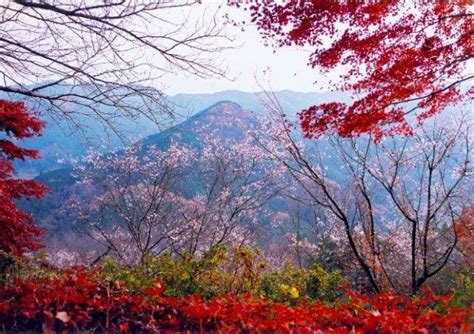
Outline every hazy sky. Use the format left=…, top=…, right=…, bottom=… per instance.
left=161, top=1, right=338, bottom=95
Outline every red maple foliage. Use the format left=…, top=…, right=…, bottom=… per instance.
left=0, top=100, right=47, bottom=255
left=237, top=1, right=472, bottom=139
left=0, top=267, right=472, bottom=333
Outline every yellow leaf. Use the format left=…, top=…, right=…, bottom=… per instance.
left=289, top=287, right=299, bottom=299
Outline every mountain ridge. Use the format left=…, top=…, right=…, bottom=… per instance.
left=13, top=89, right=344, bottom=176
left=24, top=100, right=261, bottom=234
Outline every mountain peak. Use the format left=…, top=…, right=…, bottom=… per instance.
left=142, top=100, right=257, bottom=151
left=195, top=100, right=244, bottom=115
left=187, top=100, right=253, bottom=122
left=211, top=100, right=242, bottom=109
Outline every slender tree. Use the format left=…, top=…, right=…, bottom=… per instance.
left=258, top=94, right=472, bottom=294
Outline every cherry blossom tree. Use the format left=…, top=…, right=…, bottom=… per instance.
left=178, top=131, right=286, bottom=256
left=454, top=207, right=474, bottom=267
left=71, top=144, right=195, bottom=264
left=66, top=127, right=285, bottom=265
left=258, top=94, right=472, bottom=294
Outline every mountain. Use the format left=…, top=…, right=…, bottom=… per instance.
left=23, top=101, right=262, bottom=233
left=9, top=87, right=348, bottom=176
left=22, top=99, right=342, bottom=250
left=7, top=84, right=471, bottom=177
left=141, top=100, right=257, bottom=151
left=169, top=90, right=349, bottom=118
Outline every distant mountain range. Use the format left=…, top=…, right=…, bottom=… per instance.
left=23, top=100, right=276, bottom=235
left=6, top=83, right=471, bottom=177
left=9, top=88, right=349, bottom=177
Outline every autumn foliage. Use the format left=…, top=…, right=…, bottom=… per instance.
left=0, top=266, right=472, bottom=333
left=455, top=207, right=474, bottom=267
left=239, top=1, right=473, bottom=139
left=0, top=100, right=47, bottom=254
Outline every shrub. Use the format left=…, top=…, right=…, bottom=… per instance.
left=0, top=267, right=472, bottom=333
left=98, top=245, right=267, bottom=299
left=261, top=262, right=344, bottom=304
left=1, top=247, right=472, bottom=332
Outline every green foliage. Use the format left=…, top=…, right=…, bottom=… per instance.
left=3, top=246, right=345, bottom=305
left=95, top=245, right=344, bottom=303
left=0, top=251, right=61, bottom=284
left=260, top=262, right=344, bottom=304
left=99, top=256, right=157, bottom=292
left=148, top=245, right=266, bottom=298
left=450, top=274, right=474, bottom=308
left=98, top=245, right=267, bottom=299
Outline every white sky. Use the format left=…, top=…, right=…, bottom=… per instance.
left=161, top=1, right=338, bottom=95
